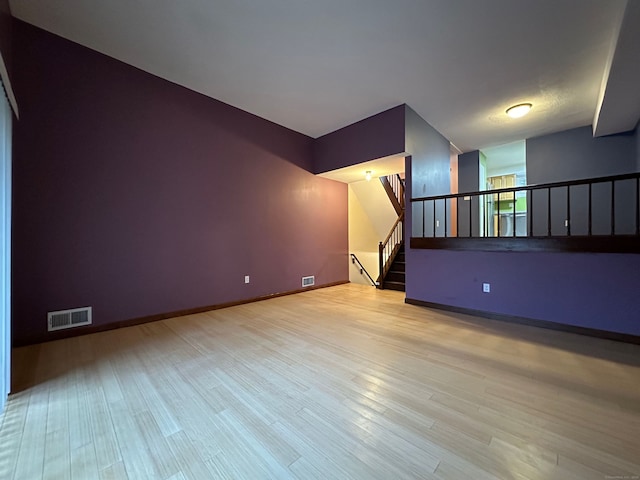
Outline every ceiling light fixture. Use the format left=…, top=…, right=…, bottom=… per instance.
left=365, top=170, right=372, bottom=181
left=506, top=103, right=532, bottom=119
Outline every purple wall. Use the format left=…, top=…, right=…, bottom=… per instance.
left=12, top=21, right=348, bottom=345
left=406, top=249, right=640, bottom=336
left=313, top=105, right=406, bottom=174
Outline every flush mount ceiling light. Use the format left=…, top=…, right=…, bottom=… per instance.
left=365, top=170, right=372, bottom=181
left=506, top=103, right=532, bottom=118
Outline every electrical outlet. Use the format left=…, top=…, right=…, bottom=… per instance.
left=244, top=275, right=250, bottom=284
left=436, top=220, right=440, bottom=227
left=483, top=283, right=490, bottom=293
left=565, top=219, right=569, bottom=227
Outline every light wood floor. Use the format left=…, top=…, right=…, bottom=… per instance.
left=1, top=284, right=639, bottom=480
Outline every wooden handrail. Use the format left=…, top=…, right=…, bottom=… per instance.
left=378, top=212, right=405, bottom=289
left=350, top=254, right=377, bottom=286
left=382, top=212, right=404, bottom=247
left=411, top=171, right=640, bottom=203
left=380, top=176, right=403, bottom=216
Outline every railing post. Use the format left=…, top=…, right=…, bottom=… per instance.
left=497, top=192, right=501, bottom=237
left=589, top=184, right=593, bottom=236
left=456, top=196, right=459, bottom=238
left=566, top=185, right=571, bottom=236
left=636, top=177, right=639, bottom=236
left=469, top=196, right=472, bottom=237
left=444, top=198, right=448, bottom=238
left=528, top=190, right=533, bottom=237
left=611, top=180, right=616, bottom=236
left=547, top=188, right=552, bottom=237
left=512, top=189, right=516, bottom=237
left=378, top=241, right=384, bottom=290
left=433, top=200, right=436, bottom=236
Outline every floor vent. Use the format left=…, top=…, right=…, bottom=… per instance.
left=48, top=306, right=92, bottom=332
left=302, top=276, right=315, bottom=287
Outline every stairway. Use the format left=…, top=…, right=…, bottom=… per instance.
left=378, top=174, right=406, bottom=292
left=382, top=245, right=405, bottom=291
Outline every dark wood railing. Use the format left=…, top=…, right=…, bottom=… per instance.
left=380, top=174, right=405, bottom=216
left=378, top=212, right=404, bottom=288
left=411, top=172, right=640, bottom=253
left=350, top=254, right=377, bottom=286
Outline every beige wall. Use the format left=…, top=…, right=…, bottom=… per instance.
left=348, top=179, right=397, bottom=284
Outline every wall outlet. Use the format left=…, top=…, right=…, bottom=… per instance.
left=482, top=283, right=491, bottom=293
left=565, top=219, right=569, bottom=227
left=244, top=275, right=250, bottom=284
left=436, top=220, right=440, bottom=227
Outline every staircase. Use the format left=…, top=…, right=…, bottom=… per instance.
left=378, top=174, right=405, bottom=292
left=382, top=245, right=405, bottom=291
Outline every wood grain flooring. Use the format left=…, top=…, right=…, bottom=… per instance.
left=1, top=283, right=639, bottom=479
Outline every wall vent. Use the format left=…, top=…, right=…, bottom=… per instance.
left=47, top=306, right=92, bottom=332
left=302, top=276, right=315, bottom=287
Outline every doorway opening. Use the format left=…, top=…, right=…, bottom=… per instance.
left=480, top=141, right=527, bottom=237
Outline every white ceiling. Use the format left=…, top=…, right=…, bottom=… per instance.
left=318, top=154, right=406, bottom=184
left=9, top=0, right=639, bottom=152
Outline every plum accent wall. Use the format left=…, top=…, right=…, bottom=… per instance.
left=11, top=21, right=348, bottom=345
left=313, top=105, right=406, bottom=174
left=407, top=249, right=640, bottom=336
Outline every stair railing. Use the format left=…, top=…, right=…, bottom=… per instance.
left=350, top=254, right=378, bottom=286
left=378, top=211, right=404, bottom=289
left=380, top=174, right=405, bottom=216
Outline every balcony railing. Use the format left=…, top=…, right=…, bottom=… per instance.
left=410, top=172, right=640, bottom=253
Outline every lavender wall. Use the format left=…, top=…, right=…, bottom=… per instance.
left=406, top=249, right=640, bottom=336
left=313, top=105, right=406, bottom=174
left=12, top=21, right=348, bottom=345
